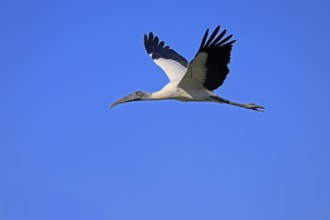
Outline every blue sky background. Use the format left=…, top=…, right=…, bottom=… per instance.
left=1, top=0, right=330, bottom=219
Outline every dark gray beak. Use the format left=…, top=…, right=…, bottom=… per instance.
left=110, top=91, right=148, bottom=108
left=110, top=95, right=134, bottom=108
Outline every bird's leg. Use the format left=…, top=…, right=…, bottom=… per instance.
left=227, top=101, right=265, bottom=112
left=211, top=96, right=265, bottom=112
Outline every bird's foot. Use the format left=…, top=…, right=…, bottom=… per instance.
left=246, top=103, right=265, bottom=112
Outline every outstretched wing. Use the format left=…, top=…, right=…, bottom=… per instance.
left=144, top=33, right=188, bottom=82
left=179, top=26, right=235, bottom=91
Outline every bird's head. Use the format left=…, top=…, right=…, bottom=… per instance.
left=110, top=91, right=151, bottom=108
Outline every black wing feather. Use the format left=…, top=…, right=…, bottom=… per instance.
left=144, top=33, right=188, bottom=67
left=211, top=30, right=226, bottom=46
left=204, top=26, right=220, bottom=48
left=199, top=29, right=209, bottom=51
left=197, top=25, right=236, bottom=91
left=216, top=34, right=233, bottom=46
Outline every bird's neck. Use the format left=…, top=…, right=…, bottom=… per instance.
left=148, top=91, right=170, bottom=100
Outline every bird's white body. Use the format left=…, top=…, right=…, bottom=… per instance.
left=149, top=50, right=215, bottom=102
left=150, top=81, right=215, bottom=102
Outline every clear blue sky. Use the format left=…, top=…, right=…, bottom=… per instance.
left=1, top=0, right=330, bottom=219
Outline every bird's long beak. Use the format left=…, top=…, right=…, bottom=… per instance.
left=110, top=96, right=132, bottom=108
left=110, top=92, right=143, bottom=108
left=110, top=91, right=148, bottom=108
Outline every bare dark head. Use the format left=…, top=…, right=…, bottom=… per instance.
left=110, top=91, right=151, bottom=108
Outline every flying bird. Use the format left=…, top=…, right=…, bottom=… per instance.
left=111, top=26, right=264, bottom=111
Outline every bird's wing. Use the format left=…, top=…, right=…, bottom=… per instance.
left=144, top=33, right=188, bottom=82
left=179, top=26, right=235, bottom=91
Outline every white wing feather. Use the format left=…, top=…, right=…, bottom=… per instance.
left=144, top=33, right=189, bottom=82
left=152, top=57, right=187, bottom=82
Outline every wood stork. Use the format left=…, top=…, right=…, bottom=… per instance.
left=111, top=26, right=264, bottom=112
